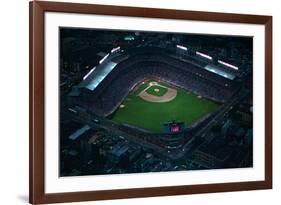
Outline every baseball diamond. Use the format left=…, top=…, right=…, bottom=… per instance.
left=138, top=81, right=177, bottom=103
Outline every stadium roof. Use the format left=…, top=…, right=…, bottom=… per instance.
left=84, top=61, right=117, bottom=91
left=78, top=53, right=120, bottom=91
left=204, top=64, right=236, bottom=80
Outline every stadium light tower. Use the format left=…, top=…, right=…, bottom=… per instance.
left=99, top=53, right=109, bottom=64
left=176, top=45, right=188, bottom=51
left=196, top=51, right=213, bottom=60
left=218, top=60, right=239, bottom=70
left=83, top=66, right=96, bottom=80
left=111, top=46, right=120, bottom=53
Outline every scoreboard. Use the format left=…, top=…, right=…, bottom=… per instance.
left=164, top=120, right=185, bottom=134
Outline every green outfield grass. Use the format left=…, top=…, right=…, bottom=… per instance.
left=111, top=80, right=219, bottom=132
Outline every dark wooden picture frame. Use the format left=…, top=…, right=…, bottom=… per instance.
left=29, top=1, right=272, bottom=204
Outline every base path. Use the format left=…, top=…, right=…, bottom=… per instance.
left=138, top=82, right=177, bottom=103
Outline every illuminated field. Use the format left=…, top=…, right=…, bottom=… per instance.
left=111, top=80, right=219, bottom=132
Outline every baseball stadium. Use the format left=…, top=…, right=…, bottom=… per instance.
left=68, top=42, right=245, bottom=152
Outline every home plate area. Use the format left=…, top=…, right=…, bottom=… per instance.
left=138, top=81, right=177, bottom=103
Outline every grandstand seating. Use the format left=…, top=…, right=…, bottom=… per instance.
left=73, top=47, right=238, bottom=117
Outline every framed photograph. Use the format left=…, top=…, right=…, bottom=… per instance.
left=29, top=1, right=272, bottom=204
